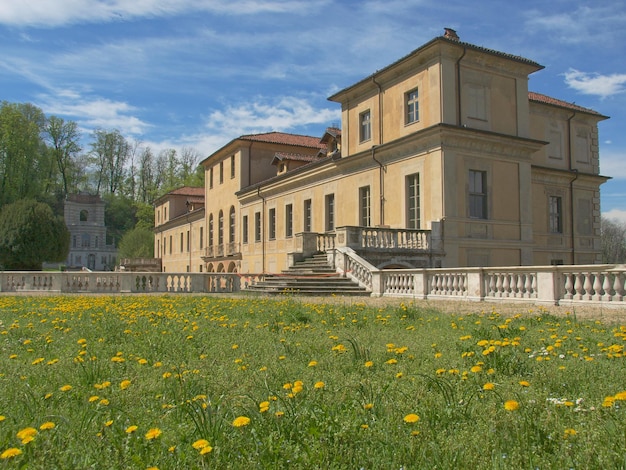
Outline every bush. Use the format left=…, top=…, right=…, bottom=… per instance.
left=0, top=199, right=69, bottom=270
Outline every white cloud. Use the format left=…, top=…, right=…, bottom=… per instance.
left=564, top=69, right=626, bottom=98
left=205, top=96, right=340, bottom=137
left=0, top=0, right=322, bottom=27
left=602, top=209, right=626, bottom=225
left=38, top=91, right=150, bottom=136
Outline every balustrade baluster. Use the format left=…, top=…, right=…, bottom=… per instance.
left=602, top=273, right=613, bottom=301
left=583, top=273, right=593, bottom=300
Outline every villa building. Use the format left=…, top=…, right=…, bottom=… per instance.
left=64, top=194, right=117, bottom=270
left=154, top=29, right=609, bottom=274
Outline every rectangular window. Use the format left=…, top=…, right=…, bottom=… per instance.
left=219, top=161, right=224, bottom=184
left=199, top=227, right=204, bottom=249
left=268, top=208, right=276, bottom=240
left=254, top=212, right=261, bottom=242
left=186, top=230, right=190, bottom=252
left=209, top=167, right=213, bottom=189
left=169, top=235, right=172, bottom=254
left=359, top=110, right=371, bottom=143
left=180, top=232, right=184, bottom=252
left=469, top=170, right=487, bottom=219
left=304, top=199, right=312, bottom=232
left=325, top=194, right=335, bottom=231
left=359, top=186, right=371, bottom=227
left=406, top=88, right=419, bottom=124
left=406, top=174, right=420, bottom=229
left=163, top=237, right=166, bottom=256
left=242, top=215, right=248, bottom=244
left=230, top=155, right=235, bottom=179
left=549, top=196, right=563, bottom=234
left=285, top=204, right=293, bottom=238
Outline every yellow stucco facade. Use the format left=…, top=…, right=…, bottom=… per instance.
left=155, top=29, right=609, bottom=273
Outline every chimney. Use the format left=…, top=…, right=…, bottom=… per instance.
left=444, top=28, right=459, bottom=41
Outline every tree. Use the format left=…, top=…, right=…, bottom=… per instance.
left=90, top=129, right=129, bottom=195
left=0, top=102, right=48, bottom=207
left=0, top=199, right=69, bottom=270
left=118, top=226, right=154, bottom=259
left=601, top=217, right=626, bottom=264
left=44, top=116, right=82, bottom=197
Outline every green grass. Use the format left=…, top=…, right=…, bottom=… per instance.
left=0, top=295, right=625, bottom=469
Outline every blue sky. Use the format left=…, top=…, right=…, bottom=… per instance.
left=1, top=0, right=625, bottom=221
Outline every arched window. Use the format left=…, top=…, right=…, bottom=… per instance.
left=80, top=210, right=88, bottom=222
left=208, top=214, right=214, bottom=247
left=229, top=206, right=236, bottom=244
left=218, top=210, right=224, bottom=245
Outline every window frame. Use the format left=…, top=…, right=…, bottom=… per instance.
left=359, top=110, right=371, bottom=143
left=359, top=186, right=371, bottom=227
left=304, top=199, right=312, bottom=232
left=285, top=203, right=293, bottom=238
left=268, top=207, right=276, bottom=240
left=254, top=212, right=261, bottom=242
left=468, top=170, right=488, bottom=219
left=549, top=195, right=563, bottom=234
left=325, top=193, right=335, bottom=232
left=406, top=173, right=420, bottom=229
left=406, top=88, right=419, bottom=125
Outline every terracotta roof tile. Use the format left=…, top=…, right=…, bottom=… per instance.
left=272, top=152, right=320, bottom=164
left=528, top=91, right=608, bottom=118
left=168, top=186, right=204, bottom=196
left=240, top=131, right=326, bottom=149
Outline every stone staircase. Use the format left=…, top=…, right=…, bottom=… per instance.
left=244, top=253, right=370, bottom=296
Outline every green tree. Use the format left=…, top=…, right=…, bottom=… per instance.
left=103, top=194, right=136, bottom=247
left=0, top=199, right=69, bottom=270
left=44, top=116, right=82, bottom=197
left=118, top=226, right=154, bottom=259
left=0, top=102, right=48, bottom=207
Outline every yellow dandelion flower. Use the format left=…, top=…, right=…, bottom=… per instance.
left=259, top=401, right=270, bottom=413
left=396, top=372, right=404, bottom=379
left=1, top=448, right=22, bottom=459
left=519, top=380, right=530, bottom=387
left=0, top=415, right=5, bottom=422
left=232, top=416, right=251, bottom=427
left=314, top=381, right=325, bottom=389
left=59, top=385, right=72, bottom=392
left=364, top=361, right=374, bottom=368
left=39, top=422, right=55, bottom=431
left=563, top=428, right=577, bottom=438
left=483, top=382, right=495, bottom=391
left=192, top=439, right=210, bottom=450
left=146, top=467, right=159, bottom=470
left=614, top=391, right=626, bottom=401
left=274, top=411, right=284, bottom=418
left=44, top=393, right=53, bottom=399
left=470, top=365, right=482, bottom=373
left=138, top=358, right=148, bottom=365
left=360, top=424, right=369, bottom=429
left=386, top=358, right=398, bottom=365
left=125, top=425, right=138, bottom=434
left=162, top=372, right=172, bottom=379
left=120, top=380, right=131, bottom=390
left=104, top=420, right=113, bottom=427
left=99, top=399, right=110, bottom=406
left=308, top=360, right=318, bottom=367
left=16, top=427, right=37, bottom=440
left=89, top=395, right=99, bottom=403
left=411, top=430, right=420, bottom=436
left=504, top=400, right=519, bottom=411
left=199, top=445, right=213, bottom=455
left=403, top=414, right=420, bottom=424
left=145, top=428, right=162, bottom=440
left=363, top=403, right=374, bottom=410
left=31, top=357, right=44, bottom=365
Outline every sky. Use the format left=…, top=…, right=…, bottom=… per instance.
left=1, top=0, right=625, bottom=222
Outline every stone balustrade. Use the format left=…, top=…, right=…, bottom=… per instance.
left=2, top=263, right=625, bottom=308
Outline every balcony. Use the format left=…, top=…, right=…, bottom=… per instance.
left=203, top=243, right=241, bottom=260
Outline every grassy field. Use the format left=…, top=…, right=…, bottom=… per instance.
left=0, top=294, right=625, bottom=469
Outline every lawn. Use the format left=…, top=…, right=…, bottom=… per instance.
left=0, top=295, right=625, bottom=469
